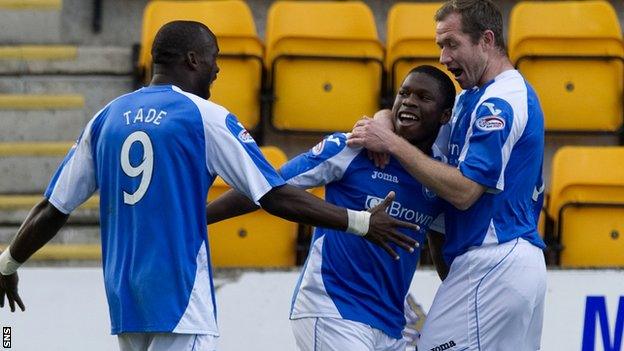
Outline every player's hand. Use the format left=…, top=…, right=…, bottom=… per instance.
left=0, top=272, right=25, bottom=312
left=367, top=110, right=393, bottom=168
left=367, top=150, right=390, bottom=169
left=366, top=191, right=419, bottom=259
left=402, top=293, right=426, bottom=346
left=347, top=118, right=397, bottom=155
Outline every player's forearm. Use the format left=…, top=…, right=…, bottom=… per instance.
left=386, top=136, right=483, bottom=210
left=427, top=231, right=448, bottom=281
left=260, top=185, right=348, bottom=231
left=206, top=189, right=260, bottom=224
left=7, top=199, right=68, bottom=263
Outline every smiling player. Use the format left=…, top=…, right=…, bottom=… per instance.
left=348, top=1, right=547, bottom=350
left=206, top=65, right=456, bottom=351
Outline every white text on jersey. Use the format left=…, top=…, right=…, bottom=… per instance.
left=371, top=170, right=399, bottom=184
left=124, top=108, right=168, bottom=126
left=366, top=195, right=433, bottom=227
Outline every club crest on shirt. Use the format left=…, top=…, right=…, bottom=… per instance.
left=311, top=140, right=325, bottom=156
left=237, top=129, right=254, bottom=143
left=475, top=116, right=505, bottom=131
left=422, top=185, right=437, bottom=200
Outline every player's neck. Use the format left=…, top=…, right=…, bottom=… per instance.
left=150, top=66, right=207, bottom=99
left=478, top=54, right=514, bottom=87
left=150, top=73, right=184, bottom=89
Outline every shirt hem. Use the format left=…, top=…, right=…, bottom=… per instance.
left=111, top=327, right=219, bottom=336
left=289, top=312, right=403, bottom=340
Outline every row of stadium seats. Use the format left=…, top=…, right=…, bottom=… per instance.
left=211, top=145, right=624, bottom=269
left=134, top=0, right=623, bottom=137
left=3, top=145, right=620, bottom=268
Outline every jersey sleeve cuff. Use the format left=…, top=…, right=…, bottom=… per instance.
left=459, top=162, right=502, bottom=192
left=251, top=179, right=286, bottom=205
left=46, top=195, right=72, bottom=215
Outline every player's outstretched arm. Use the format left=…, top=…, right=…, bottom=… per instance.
left=206, top=189, right=260, bottom=225
left=0, top=199, right=69, bottom=312
left=260, top=185, right=419, bottom=259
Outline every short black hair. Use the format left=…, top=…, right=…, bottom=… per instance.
left=408, top=65, right=456, bottom=111
left=152, top=20, right=217, bottom=65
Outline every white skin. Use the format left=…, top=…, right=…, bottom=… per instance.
left=348, top=11, right=514, bottom=211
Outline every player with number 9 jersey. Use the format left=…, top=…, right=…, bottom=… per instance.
left=44, top=84, right=285, bottom=336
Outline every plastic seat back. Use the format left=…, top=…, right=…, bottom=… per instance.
left=266, top=1, right=384, bottom=132
left=508, top=1, right=623, bottom=132
left=386, top=2, right=459, bottom=93
left=208, top=146, right=297, bottom=267
left=138, top=0, right=263, bottom=129
left=548, top=147, right=624, bottom=267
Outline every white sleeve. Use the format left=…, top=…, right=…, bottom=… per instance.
left=44, top=118, right=98, bottom=214
left=280, top=133, right=360, bottom=189
left=202, top=111, right=285, bottom=205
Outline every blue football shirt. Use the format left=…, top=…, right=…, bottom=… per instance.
left=444, top=69, right=546, bottom=264
left=45, top=85, right=284, bottom=335
left=284, top=133, right=445, bottom=339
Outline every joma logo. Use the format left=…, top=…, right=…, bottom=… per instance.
left=431, top=340, right=456, bottom=351
left=371, top=170, right=398, bottom=183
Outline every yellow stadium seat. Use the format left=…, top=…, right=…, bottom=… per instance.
left=537, top=207, right=546, bottom=239
left=386, top=2, right=459, bottom=94
left=266, top=1, right=384, bottom=132
left=508, top=1, right=624, bottom=133
left=548, top=147, right=624, bottom=267
left=208, top=146, right=298, bottom=267
left=137, top=0, right=263, bottom=130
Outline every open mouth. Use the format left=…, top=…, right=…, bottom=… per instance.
left=397, top=111, right=421, bottom=125
left=448, top=68, right=463, bottom=79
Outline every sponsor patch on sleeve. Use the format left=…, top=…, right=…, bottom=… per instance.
left=311, top=139, right=326, bottom=156
left=237, top=128, right=255, bottom=143
left=475, top=116, right=505, bottom=131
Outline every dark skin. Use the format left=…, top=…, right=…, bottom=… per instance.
left=393, top=72, right=451, bottom=280
left=0, top=26, right=419, bottom=312
left=207, top=71, right=452, bottom=279
left=427, top=231, right=449, bottom=280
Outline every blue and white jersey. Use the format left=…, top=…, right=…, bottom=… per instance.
left=45, top=85, right=284, bottom=335
left=285, top=133, right=445, bottom=339
left=444, top=70, right=546, bottom=264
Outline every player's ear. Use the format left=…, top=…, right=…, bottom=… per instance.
left=440, top=108, right=452, bottom=125
left=185, top=51, right=200, bottom=71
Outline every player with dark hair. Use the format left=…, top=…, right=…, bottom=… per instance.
left=0, top=21, right=418, bottom=351
left=349, top=1, right=547, bottom=350
left=206, top=65, right=456, bottom=351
